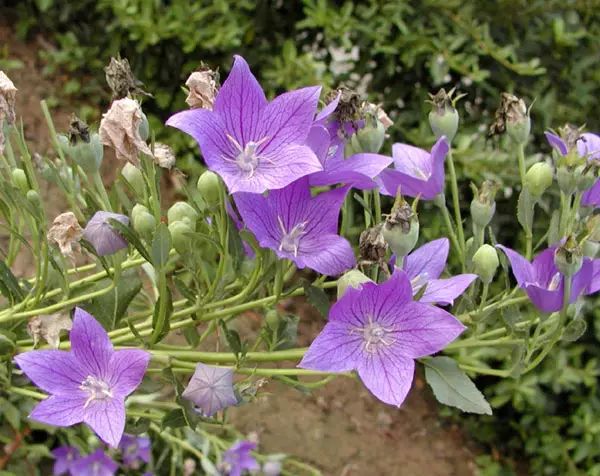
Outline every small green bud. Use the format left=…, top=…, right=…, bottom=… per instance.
left=121, top=162, right=145, bottom=195
left=197, top=170, right=222, bottom=206
left=470, top=180, right=498, bottom=228
left=472, top=244, right=499, bottom=284
left=138, top=110, right=150, bottom=142
left=26, top=189, right=41, bottom=207
left=554, top=236, right=583, bottom=277
left=167, top=202, right=199, bottom=227
left=350, top=119, right=385, bottom=154
left=131, top=203, right=149, bottom=219
left=11, top=168, right=29, bottom=192
left=427, top=88, right=461, bottom=142
left=337, top=269, right=373, bottom=298
left=381, top=198, right=419, bottom=259
left=168, top=221, right=193, bottom=254
left=556, top=166, right=577, bottom=196
left=265, top=310, right=281, bottom=330
left=133, top=210, right=156, bottom=237
left=524, top=162, right=553, bottom=197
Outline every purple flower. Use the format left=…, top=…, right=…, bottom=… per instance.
left=69, top=449, right=118, bottom=476
left=401, top=238, right=477, bottom=305
left=222, top=440, right=260, bottom=476
left=306, top=97, right=392, bottom=189
left=119, top=434, right=151, bottom=468
left=497, top=245, right=597, bottom=313
left=14, top=308, right=150, bottom=447
left=299, top=270, right=465, bottom=406
left=83, top=211, right=129, bottom=256
left=582, top=179, right=600, bottom=208
left=544, top=131, right=600, bottom=159
left=51, top=445, right=80, bottom=475
left=377, top=136, right=449, bottom=199
left=167, top=55, right=322, bottom=194
left=234, top=177, right=355, bottom=276
left=181, top=363, right=238, bottom=417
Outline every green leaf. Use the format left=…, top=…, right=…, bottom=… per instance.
left=0, top=260, right=24, bottom=304
left=0, top=399, right=21, bottom=430
left=151, top=285, right=173, bottom=344
left=80, top=270, right=142, bottom=330
left=125, top=417, right=150, bottom=435
left=303, top=282, right=330, bottom=318
left=562, top=318, right=587, bottom=342
left=275, top=314, right=299, bottom=350
left=151, top=223, right=172, bottom=270
left=516, top=187, right=534, bottom=233
left=108, top=218, right=152, bottom=263
left=0, top=331, right=16, bottom=357
left=424, top=356, right=492, bottom=415
left=161, top=409, right=187, bottom=429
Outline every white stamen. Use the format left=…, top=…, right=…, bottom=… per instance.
left=80, top=375, right=113, bottom=408
left=548, top=272, right=562, bottom=291
left=224, top=134, right=270, bottom=179
left=278, top=216, right=307, bottom=257
left=351, top=315, right=395, bottom=353
left=410, top=272, right=430, bottom=294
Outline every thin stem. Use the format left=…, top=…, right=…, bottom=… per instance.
left=446, top=150, right=465, bottom=253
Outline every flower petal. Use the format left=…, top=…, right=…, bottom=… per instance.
left=356, top=350, right=415, bottom=407
left=213, top=55, right=267, bottom=146
left=70, top=308, right=113, bottom=379
left=388, top=301, right=465, bottom=358
left=524, top=284, right=564, bottom=313
left=315, top=92, right=340, bottom=122
left=377, top=168, right=432, bottom=198
left=391, top=142, right=432, bottom=178
left=233, top=192, right=280, bottom=249
left=108, top=349, right=150, bottom=397
left=403, top=238, right=449, bottom=281
left=582, top=179, right=600, bottom=207
left=298, top=320, right=363, bottom=372
left=295, top=233, right=355, bottom=276
left=257, top=86, right=321, bottom=155
left=83, top=396, right=126, bottom=448
left=14, top=350, right=85, bottom=395
left=544, top=131, right=568, bottom=156
left=230, top=143, right=322, bottom=193
left=29, top=394, right=86, bottom=427
left=303, top=185, right=349, bottom=236
left=531, top=247, right=559, bottom=287
left=496, top=245, right=535, bottom=287
left=578, top=132, right=600, bottom=160
left=306, top=124, right=330, bottom=163
left=429, top=136, right=449, bottom=194
left=585, top=258, right=600, bottom=295
left=418, top=274, right=477, bottom=306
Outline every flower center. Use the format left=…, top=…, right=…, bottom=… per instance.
left=410, top=272, right=430, bottom=294
left=278, top=216, right=307, bottom=257
left=80, top=375, right=113, bottom=408
left=225, top=134, right=269, bottom=179
left=547, top=272, right=562, bottom=291
left=352, top=316, right=395, bottom=353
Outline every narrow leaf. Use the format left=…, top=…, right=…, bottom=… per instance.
left=151, top=223, right=172, bottom=270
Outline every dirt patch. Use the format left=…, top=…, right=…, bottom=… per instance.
left=2, top=21, right=481, bottom=476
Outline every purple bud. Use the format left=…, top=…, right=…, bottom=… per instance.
left=83, top=211, right=129, bottom=256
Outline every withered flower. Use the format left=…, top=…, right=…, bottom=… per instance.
left=359, top=223, right=388, bottom=265
left=104, top=56, right=148, bottom=100
left=67, top=114, right=90, bottom=145
left=0, top=71, right=17, bottom=155
left=488, top=92, right=528, bottom=138
left=185, top=69, right=218, bottom=110
left=99, top=98, right=152, bottom=164
left=47, top=212, right=83, bottom=258
left=27, top=313, right=72, bottom=348
left=153, top=142, right=176, bottom=169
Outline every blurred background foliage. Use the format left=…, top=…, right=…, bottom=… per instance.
left=4, top=0, right=600, bottom=474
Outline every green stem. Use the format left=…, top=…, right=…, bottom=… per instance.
left=517, top=143, right=527, bottom=185
left=446, top=150, right=465, bottom=253
left=148, top=347, right=307, bottom=363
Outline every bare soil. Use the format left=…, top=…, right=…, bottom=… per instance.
left=1, top=22, right=481, bottom=476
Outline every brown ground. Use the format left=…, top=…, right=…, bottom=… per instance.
left=1, top=22, right=481, bottom=476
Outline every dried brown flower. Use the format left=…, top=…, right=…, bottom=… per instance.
left=153, top=142, right=176, bottom=169
left=28, top=313, right=73, bottom=348
left=0, top=71, right=17, bottom=155
left=185, top=70, right=218, bottom=110
left=104, top=56, right=148, bottom=100
left=99, top=98, right=152, bottom=164
left=47, top=212, right=83, bottom=258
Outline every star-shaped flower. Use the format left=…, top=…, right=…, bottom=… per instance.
left=299, top=270, right=465, bottom=406
left=221, top=441, right=260, bottom=476
left=377, top=136, right=449, bottom=199
left=167, top=55, right=322, bottom=193
left=234, top=176, right=355, bottom=276
left=306, top=96, right=392, bottom=190
left=400, top=238, right=477, bottom=305
left=497, top=245, right=599, bottom=312
left=14, top=308, right=150, bottom=447
left=51, top=445, right=80, bottom=475
left=181, top=363, right=238, bottom=417
left=69, top=449, right=118, bottom=476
